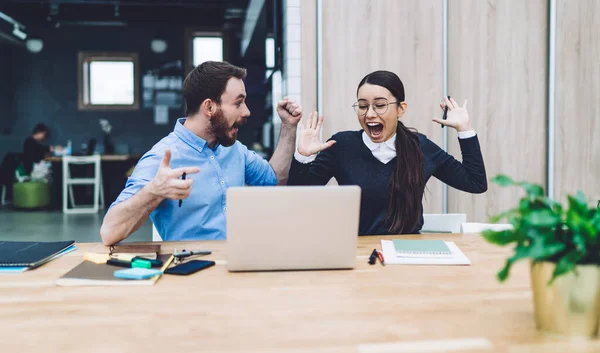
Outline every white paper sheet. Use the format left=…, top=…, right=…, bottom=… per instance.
left=381, top=240, right=471, bottom=265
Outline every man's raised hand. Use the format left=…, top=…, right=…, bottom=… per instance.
left=147, top=149, right=200, bottom=200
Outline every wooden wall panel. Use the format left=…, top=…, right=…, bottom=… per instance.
left=447, top=0, right=548, bottom=221
left=555, top=0, right=600, bottom=204
left=320, top=0, right=444, bottom=213
left=300, top=0, right=317, bottom=114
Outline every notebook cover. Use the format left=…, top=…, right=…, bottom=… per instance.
left=0, top=241, right=75, bottom=267
left=56, top=254, right=172, bottom=287
left=110, top=244, right=160, bottom=255
left=392, top=239, right=451, bottom=255
left=0, top=267, right=28, bottom=273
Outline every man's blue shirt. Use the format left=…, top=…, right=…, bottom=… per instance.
left=109, top=118, right=277, bottom=240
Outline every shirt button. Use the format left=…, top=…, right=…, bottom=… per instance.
left=223, top=206, right=227, bottom=211
left=220, top=180, right=225, bottom=185
left=199, top=148, right=203, bottom=152
left=210, top=156, right=215, bottom=160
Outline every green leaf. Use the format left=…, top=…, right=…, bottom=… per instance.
left=497, top=245, right=530, bottom=282
left=549, top=200, right=563, bottom=214
left=497, top=262, right=511, bottom=282
left=550, top=250, right=585, bottom=284
left=572, top=233, right=587, bottom=253
left=528, top=236, right=566, bottom=261
left=519, top=198, right=530, bottom=212
left=491, top=174, right=514, bottom=187
left=507, top=214, right=523, bottom=230
left=565, top=209, right=595, bottom=235
left=523, top=209, right=561, bottom=228
left=575, top=191, right=587, bottom=206
left=482, top=229, right=518, bottom=246
left=489, top=209, right=518, bottom=223
left=518, top=182, right=545, bottom=198
left=566, top=209, right=582, bottom=228
left=568, top=193, right=589, bottom=216
left=583, top=222, right=597, bottom=238
left=591, top=212, right=600, bottom=236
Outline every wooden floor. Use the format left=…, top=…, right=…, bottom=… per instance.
left=1, top=234, right=599, bottom=353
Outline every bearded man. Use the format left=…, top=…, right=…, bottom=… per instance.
left=100, top=61, right=302, bottom=244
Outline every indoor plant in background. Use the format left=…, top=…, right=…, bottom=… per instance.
left=482, top=175, right=600, bottom=338
left=99, top=119, right=114, bottom=154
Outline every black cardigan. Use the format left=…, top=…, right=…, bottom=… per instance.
left=288, top=130, right=487, bottom=235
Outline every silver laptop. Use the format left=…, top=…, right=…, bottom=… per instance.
left=226, top=186, right=361, bottom=272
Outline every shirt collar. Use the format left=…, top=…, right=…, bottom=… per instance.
left=174, top=118, right=211, bottom=151
left=362, top=131, right=396, bottom=151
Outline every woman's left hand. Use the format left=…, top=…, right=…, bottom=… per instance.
left=432, top=97, right=473, bottom=132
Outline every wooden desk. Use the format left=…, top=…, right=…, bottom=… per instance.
left=1, top=234, right=598, bottom=353
left=45, top=154, right=138, bottom=162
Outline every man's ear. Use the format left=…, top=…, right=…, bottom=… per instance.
left=201, top=99, right=214, bottom=117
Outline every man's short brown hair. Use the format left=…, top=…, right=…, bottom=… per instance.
left=182, top=61, right=247, bottom=116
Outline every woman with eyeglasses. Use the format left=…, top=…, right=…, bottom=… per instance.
left=288, top=70, right=487, bottom=235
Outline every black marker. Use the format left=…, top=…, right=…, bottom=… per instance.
left=368, top=248, right=378, bottom=265
left=178, top=172, right=186, bottom=207
left=441, top=95, right=450, bottom=128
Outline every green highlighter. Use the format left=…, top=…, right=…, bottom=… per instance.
left=132, top=257, right=163, bottom=267
left=131, top=259, right=152, bottom=269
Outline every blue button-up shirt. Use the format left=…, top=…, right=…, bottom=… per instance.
left=109, top=118, right=277, bottom=240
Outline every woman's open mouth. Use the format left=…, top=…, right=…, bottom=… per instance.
left=366, top=122, right=384, bottom=138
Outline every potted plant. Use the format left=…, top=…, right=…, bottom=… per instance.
left=482, top=174, right=600, bottom=338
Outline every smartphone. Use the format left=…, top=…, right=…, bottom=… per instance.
left=164, top=260, right=215, bottom=275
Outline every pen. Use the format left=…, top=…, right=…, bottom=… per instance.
left=441, top=95, right=450, bottom=128
left=368, top=248, right=378, bottom=265
left=377, top=251, right=385, bottom=266
left=178, top=172, right=186, bottom=207
left=173, top=249, right=212, bottom=258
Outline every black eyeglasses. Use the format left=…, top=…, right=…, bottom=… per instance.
left=352, top=99, right=398, bottom=116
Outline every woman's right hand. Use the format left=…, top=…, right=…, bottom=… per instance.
left=297, top=111, right=336, bottom=157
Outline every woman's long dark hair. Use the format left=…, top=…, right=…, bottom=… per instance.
left=357, top=71, right=425, bottom=233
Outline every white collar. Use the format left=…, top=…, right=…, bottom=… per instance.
left=362, top=131, right=396, bottom=151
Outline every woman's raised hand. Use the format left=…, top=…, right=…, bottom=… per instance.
left=297, top=111, right=336, bottom=156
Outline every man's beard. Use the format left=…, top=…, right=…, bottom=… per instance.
left=209, top=107, right=246, bottom=147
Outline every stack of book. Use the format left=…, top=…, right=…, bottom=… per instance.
left=0, top=240, right=76, bottom=273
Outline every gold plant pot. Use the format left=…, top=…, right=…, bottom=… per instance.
left=531, top=261, right=600, bottom=338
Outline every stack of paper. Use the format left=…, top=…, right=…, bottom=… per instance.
left=380, top=240, right=471, bottom=265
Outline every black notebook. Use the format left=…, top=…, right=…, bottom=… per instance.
left=0, top=241, right=75, bottom=267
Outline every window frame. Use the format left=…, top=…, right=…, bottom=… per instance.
left=78, top=52, right=140, bottom=111
left=265, top=34, right=276, bottom=79
left=185, top=29, right=228, bottom=75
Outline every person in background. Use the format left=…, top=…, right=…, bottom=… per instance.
left=100, top=61, right=302, bottom=245
left=22, top=123, right=62, bottom=174
left=289, top=70, right=487, bottom=235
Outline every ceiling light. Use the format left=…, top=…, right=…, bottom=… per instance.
left=151, top=39, right=167, bottom=53
left=26, top=38, right=43, bottom=53
left=12, top=25, right=27, bottom=40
